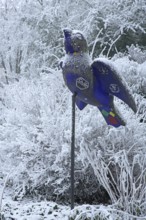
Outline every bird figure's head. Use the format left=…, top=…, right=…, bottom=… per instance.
left=63, top=28, right=88, bottom=54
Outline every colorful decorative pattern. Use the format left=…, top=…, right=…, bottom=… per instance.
left=102, top=110, right=109, bottom=117
left=100, top=108, right=124, bottom=127
left=108, top=115, right=118, bottom=125
left=102, top=109, right=115, bottom=118
left=109, top=112, right=115, bottom=117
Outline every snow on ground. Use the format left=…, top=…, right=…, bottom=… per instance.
left=1, top=198, right=70, bottom=220
left=1, top=196, right=146, bottom=220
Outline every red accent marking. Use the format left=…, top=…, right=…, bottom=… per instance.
left=108, top=116, right=118, bottom=125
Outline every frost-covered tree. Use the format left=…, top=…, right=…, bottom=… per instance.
left=1, top=0, right=146, bottom=79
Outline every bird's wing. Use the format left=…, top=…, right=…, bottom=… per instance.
left=91, top=59, right=137, bottom=113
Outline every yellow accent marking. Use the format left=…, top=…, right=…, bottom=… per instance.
left=110, top=112, right=115, bottom=117
left=68, top=52, right=80, bottom=55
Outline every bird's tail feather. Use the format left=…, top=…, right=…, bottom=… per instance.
left=98, top=105, right=126, bottom=127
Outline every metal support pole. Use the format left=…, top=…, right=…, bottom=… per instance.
left=71, top=93, right=76, bottom=210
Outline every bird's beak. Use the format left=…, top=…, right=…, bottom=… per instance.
left=63, top=28, right=72, bottom=38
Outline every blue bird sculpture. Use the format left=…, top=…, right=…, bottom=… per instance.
left=60, top=29, right=137, bottom=127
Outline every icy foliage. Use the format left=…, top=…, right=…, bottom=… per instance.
left=0, top=0, right=146, bottom=79
left=127, top=45, right=146, bottom=64
left=0, top=70, right=107, bottom=204
left=0, top=57, right=146, bottom=218
left=0, top=70, right=72, bottom=200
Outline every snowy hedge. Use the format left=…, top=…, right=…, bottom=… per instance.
left=0, top=56, right=146, bottom=218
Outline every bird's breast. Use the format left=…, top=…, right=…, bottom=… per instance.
left=62, top=53, right=93, bottom=87
left=62, top=53, right=98, bottom=105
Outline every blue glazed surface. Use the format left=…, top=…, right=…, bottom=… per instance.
left=61, top=29, right=137, bottom=127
